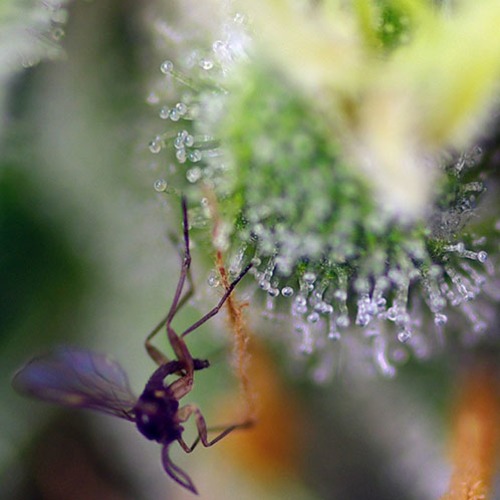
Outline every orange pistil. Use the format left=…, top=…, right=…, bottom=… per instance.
left=207, top=192, right=304, bottom=481
left=441, top=363, right=500, bottom=500
left=205, top=187, right=256, bottom=421
left=215, top=248, right=256, bottom=421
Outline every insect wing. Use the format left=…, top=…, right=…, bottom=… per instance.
left=12, top=347, right=137, bottom=420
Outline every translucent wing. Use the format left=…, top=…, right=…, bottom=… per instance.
left=12, top=347, right=137, bottom=420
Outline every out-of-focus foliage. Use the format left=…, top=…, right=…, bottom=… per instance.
left=0, top=0, right=70, bottom=137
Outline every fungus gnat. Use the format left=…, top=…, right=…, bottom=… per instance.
left=12, top=196, right=253, bottom=495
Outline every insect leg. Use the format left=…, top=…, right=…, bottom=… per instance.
left=154, top=228, right=197, bottom=327
left=144, top=271, right=195, bottom=365
left=166, top=228, right=195, bottom=318
left=144, top=316, right=170, bottom=365
left=166, top=195, right=192, bottom=324
left=145, top=196, right=194, bottom=365
left=177, top=404, right=253, bottom=451
left=180, top=262, right=253, bottom=338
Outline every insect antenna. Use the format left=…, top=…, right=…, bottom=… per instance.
left=161, top=444, right=198, bottom=495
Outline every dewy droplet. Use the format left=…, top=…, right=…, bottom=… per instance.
left=294, top=295, right=306, bottom=307
left=307, top=312, right=320, bottom=324
left=336, top=315, right=350, bottom=328
left=303, top=272, right=316, bottom=284
left=207, top=270, right=220, bottom=288
left=176, top=149, right=187, bottom=163
left=199, top=58, right=214, bottom=70
left=169, top=109, right=180, bottom=122
left=51, top=27, right=65, bottom=41
left=159, top=106, right=170, bottom=119
left=434, top=313, right=448, bottom=326
left=160, top=60, right=174, bottom=74
left=186, top=168, right=202, bottom=183
left=153, top=179, right=168, bottom=192
left=477, top=251, right=488, bottom=263
left=149, top=137, right=162, bottom=154
left=397, top=330, right=412, bottom=343
left=259, top=280, right=270, bottom=291
left=175, top=102, right=188, bottom=115
left=188, top=150, right=202, bottom=163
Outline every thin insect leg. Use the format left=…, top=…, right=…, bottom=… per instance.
left=177, top=404, right=253, bottom=452
left=145, top=196, right=192, bottom=365
left=144, top=257, right=194, bottom=364
left=181, top=263, right=253, bottom=338
left=177, top=436, right=193, bottom=453
left=144, top=269, right=194, bottom=366
left=178, top=421, right=254, bottom=453
left=173, top=267, right=194, bottom=316
left=165, top=228, right=196, bottom=319
left=166, top=195, right=192, bottom=325
left=145, top=315, right=169, bottom=365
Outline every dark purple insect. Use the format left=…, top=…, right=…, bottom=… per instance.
left=12, top=196, right=253, bottom=495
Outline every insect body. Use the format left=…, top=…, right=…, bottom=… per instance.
left=12, top=196, right=252, bottom=495
left=13, top=349, right=212, bottom=492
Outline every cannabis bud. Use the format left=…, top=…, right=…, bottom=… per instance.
left=147, top=0, right=500, bottom=376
